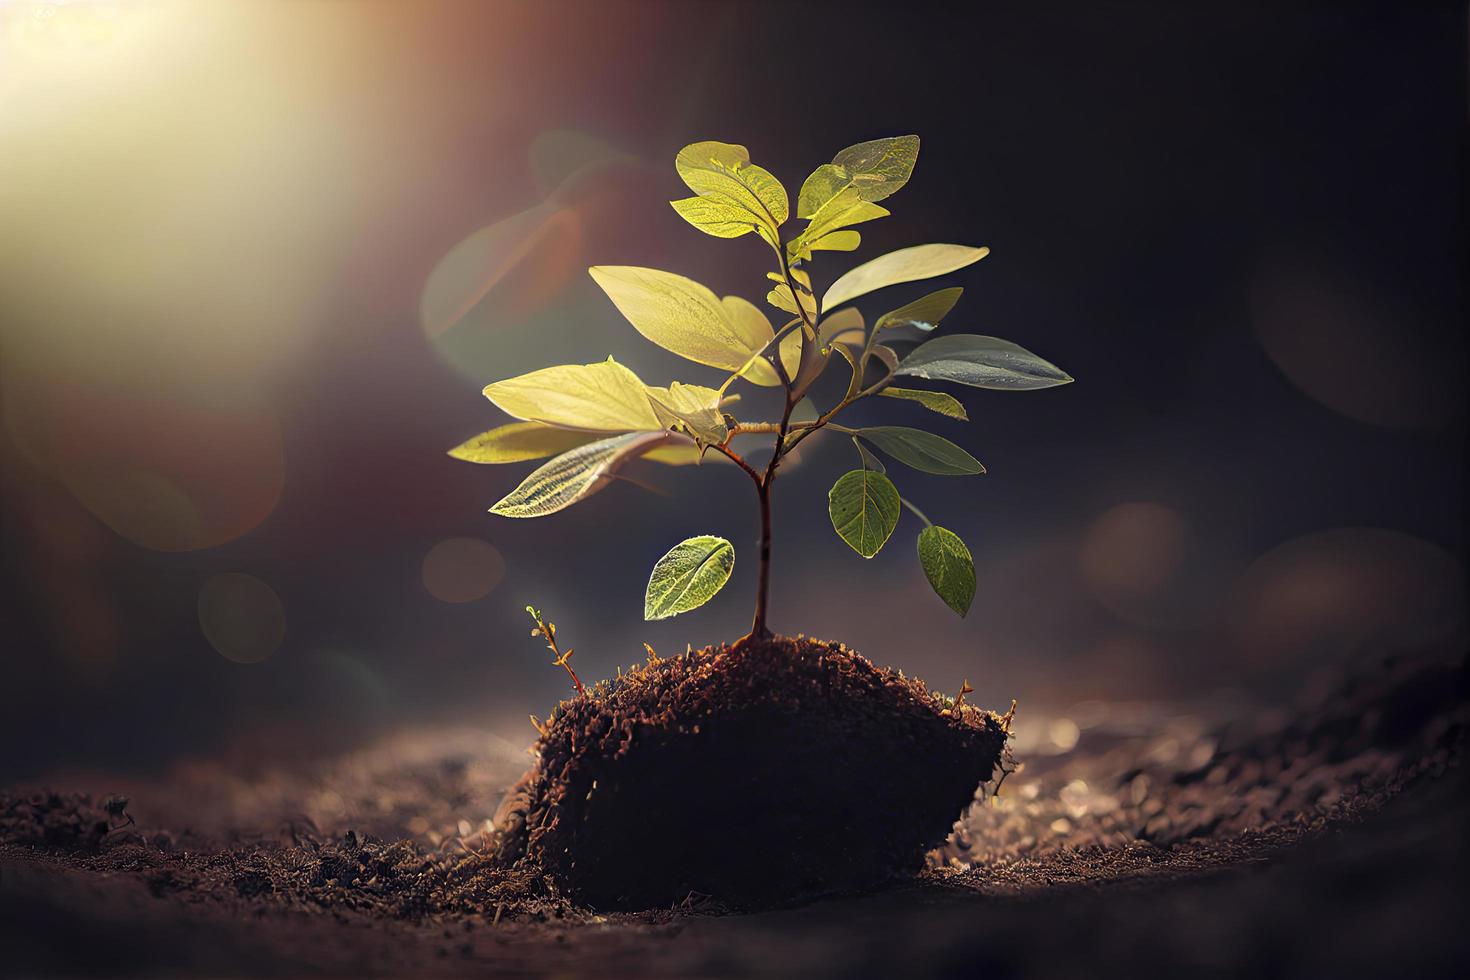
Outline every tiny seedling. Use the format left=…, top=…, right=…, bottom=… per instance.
left=453, top=137, right=1071, bottom=639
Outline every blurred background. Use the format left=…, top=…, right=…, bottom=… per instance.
left=1, top=0, right=1464, bottom=783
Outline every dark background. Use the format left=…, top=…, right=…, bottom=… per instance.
left=2, top=1, right=1464, bottom=782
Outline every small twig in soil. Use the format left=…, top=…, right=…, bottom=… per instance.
left=526, top=605, right=584, bottom=696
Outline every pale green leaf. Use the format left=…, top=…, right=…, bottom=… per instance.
left=808, top=229, right=862, bottom=253
left=796, top=163, right=848, bottom=219
left=876, top=287, right=963, bottom=331
left=831, top=135, right=920, bottom=203
left=483, top=358, right=660, bottom=432
left=674, top=141, right=787, bottom=244
left=828, top=469, right=900, bottom=558
left=645, top=382, right=727, bottom=445
left=489, top=432, right=663, bottom=517
left=895, top=334, right=1073, bottom=390
left=588, top=266, right=781, bottom=385
left=816, top=306, right=865, bottom=345
left=860, top=426, right=984, bottom=475
left=449, top=422, right=603, bottom=464
left=790, top=397, right=818, bottom=424
left=823, top=244, right=989, bottom=311
left=640, top=443, right=708, bottom=466
left=877, top=386, right=969, bottom=421
left=644, top=535, right=736, bottom=620
left=918, top=525, right=975, bottom=616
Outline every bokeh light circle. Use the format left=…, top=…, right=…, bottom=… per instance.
left=198, top=573, right=286, bottom=664
left=422, top=537, right=506, bottom=603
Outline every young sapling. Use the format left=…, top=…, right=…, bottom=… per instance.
left=452, top=136, right=1072, bottom=639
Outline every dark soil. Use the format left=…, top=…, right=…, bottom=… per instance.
left=494, top=635, right=1008, bottom=909
left=1, top=648, right=1466, bottom=977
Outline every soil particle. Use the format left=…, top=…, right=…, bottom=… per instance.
left=493, top=635, right=1008, bottom=909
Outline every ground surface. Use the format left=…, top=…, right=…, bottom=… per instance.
left=3, top=650, right=1466, bottom=978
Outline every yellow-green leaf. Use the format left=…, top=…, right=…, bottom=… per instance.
left=449, top=422, right=603, bottom=464
left=645, top=382, right=728, bottom=446
left=789, top=187, right=889, bottom=262
left=670, top=196, right=760, bottom=238
left=588, top=266, right=782, bottom=386
left=808, top=229, right=862, bottom=253
left=823, top=244, right=989, bottom=311
left=489, top=432, right=663, bottom=517
left=483, top=358, right=660, bottom=432
left=764, top=268, right=816, bottom=322
left=828, top=468, right=900, bottom=558
left=876, top=287, right=963, bottom=331
left=641, top=443, right=711, bottom=466
left=918, top=525, right=975, bottom=616
left=797, top=135, right=920, bottom=218
left=674, top=141, right=787, bottom=245
left=878, top=386, right=969, bottom=421
left=644, top=535, right=736, bottom=620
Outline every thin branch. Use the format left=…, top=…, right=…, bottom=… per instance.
left=899, top=496, right=934, bottom=528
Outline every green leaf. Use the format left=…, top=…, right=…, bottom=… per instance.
left=645, top=382, right=727, bottom=446
left=489, top=432, right=664, bottom=517
left=895, top=334, right=1073, bottom=390
left=876, top=287, right=963, bottom=331
left=859, top=426, right=985, bottom=475
left=588, top=266, right=782, bottom=386
left=918, top=525, right=975, bottom=616
left=483, top=358, right=661, bottom=432
left=449, top=422, right=603, bottom=464
left=797, top=135, right=920, bottom=218
left=877, top=386, right=969, bottom=421
left=828, top=469, right=900, bottom=558
left=644, top=535, right=736, bottom=620
left=823, top=244, right=989, bottom=311
left=673, top=141, right=787, bottom=246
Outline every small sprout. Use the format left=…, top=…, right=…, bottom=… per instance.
left=526, top=605, right=584, bottom=696
left=644, top=643, right=662, bottom=665
left=529, top=714, right=549, bottom=737
left=954, top=678, right=974, bottom=709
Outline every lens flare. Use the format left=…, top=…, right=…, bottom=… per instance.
left=422, top=537, right=506, bottom=603
left=198, top=572, right=286, bottom=664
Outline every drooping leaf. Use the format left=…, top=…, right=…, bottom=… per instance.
left=828, top=468, right=900, bottom=558
left=868, top=344, right=899, bottom=383
left=895, top=334, right=1073, bottom=390
left=860, top=426, right=985, bottom=475
left=643, top=535, right=736, bottom=620
left=797, top=135, right=920, bottom=218
left=876, top=287, right=963, bottom=332
left=645, top=382, right=727, bottom=445
left=588, top=266, right=782, bottom=386
left=878, top=386, right=969, bottom=420
left=918, top=525, right=976, bottom=616
left=483, top=358, right=660, bottom=432
left=449, top=422, right=603, bottom=464
left=673, top=141, right=787, bottom=247
left=823, top=244, right=989, bottom=310
left=490, top=432, right=665, bottom=517
left=790, top=397, right=819, bottom=424
left=832, top=342, right=864, bottom=402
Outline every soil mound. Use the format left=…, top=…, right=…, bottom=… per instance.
left=494, top=635, right=1008, bottom=909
